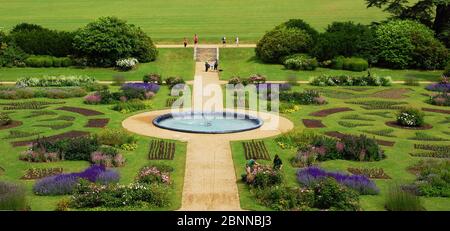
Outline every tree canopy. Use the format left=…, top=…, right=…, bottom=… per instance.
left=366, top=0, right=450, bottom=47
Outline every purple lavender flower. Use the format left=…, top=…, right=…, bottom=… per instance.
left=96, top=170, right=120, bottom=185
left=425, top=83, right=450, bottom=92
left=297, top=167, right=379, bottom=195
left=32, top=165, right=119, bottom=195
left=255, top=83, right=291, bottom=92
left=121, top=83, right=160, bottom=93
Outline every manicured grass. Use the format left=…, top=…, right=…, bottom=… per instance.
left=0, top=85, right=187, bottom=211
left=0, top=0, right=387, bottom=43
left=230, top=84, right=450, bottom=211
left=220, top=48, right=443, bottom=81
left=0, top=48, right=195, bottom=82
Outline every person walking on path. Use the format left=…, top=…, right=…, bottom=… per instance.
left=183, top=37, right=188, bottom=47
left=235, top=36, right=239, bottom=47
left=194, top=34, right=199, bottom=47
left=222, top=36, right=226, bottom=47
left=273, top=155, right=283, bottom=170
left=205, top=61, right=210, bottom=72
left=213, top=59, right=219, bottom=71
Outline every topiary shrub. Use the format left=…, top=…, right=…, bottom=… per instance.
left=312, top=21, right=376, bottom=62
left=374, top=20, right=448, bottom=70
left=396, top=108, right=425, bottom=127
left=73, top=17, right=157, bottom=67
left=283, top=54, right=318, bottom=70
left=256, top=26, right=313, bottom=63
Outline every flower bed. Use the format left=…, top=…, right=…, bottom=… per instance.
left=242, top=140, right=271, bottom=160
left=360, top=129, right=396, bottom=138
left=280, top=90, right=326, bottom=105
left=95, top=128, right=137, bottom=151
left=0, top=120, right=23, bottom=130
left=16, top=76, right=96, bottom=88
left=148, top=140, right=175, bottom=160
left=425, top=83, right=450, bottom=92
left=347, top=167, right=390, bottom=179
left=12, top=130, right=90, bottom=147
left=309, top=107, right=353, bottom=117
left=325, top=131, right=395, bottom=147
left=70, top=181, right=169, bottom=208
left=422, top=107, right=450, bottom=115
left=112, top=99, right=152, bottom=114
left=33, top=165, right=119, bottom=196
left=136, top=165, right=172, bottom=185
left=91, top=147, right=125, bottom=167
left=56, top=106, right=104, bottom=116
left=33, top=122, right=73, bottom=130
left=371, top=88, right=411, bottom=99
left=1, top=101, right=65, bottom=110
left=85, top=118, right=109, bottom=128
left=428, top=92, right=450, bottom=106
left=297, top=167, right=379, bottom=195
left=40, top=115, right=75, bottom=122
left=302, top=119, right=325, bottom=128
left=121, top=83, right=160, bottom=93
left=309, top=74, right=391, bottom=86
left=408, top=132, right=448, bottom=141
left=407, top=160, right=450, bottom=197
left=338, top=121, right=372, bottom=128
left=21, top=168, right=63, bottom=180
left=346, top=100, right=408, bottom=110
left=0, top=87, right=87, bottom=100
left=24, top=110, right=57, bottom=118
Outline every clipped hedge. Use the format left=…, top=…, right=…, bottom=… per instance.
left=331, top=57, right=369, bottom=72
left=25, top=56, right=72, bottom=68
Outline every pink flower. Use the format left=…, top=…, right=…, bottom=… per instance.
left=84, top=94, right=102, bottom=104
left=336, top=142, right=345, bottom=152
left=145, top=91, right=155, bottom=99
left=119, top=96, right=128, bottom=102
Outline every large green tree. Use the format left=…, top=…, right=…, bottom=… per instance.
left=366, top=0, right=450, bottom=46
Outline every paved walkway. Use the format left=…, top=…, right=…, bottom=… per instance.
left=156, top=44, right=256, bottom=48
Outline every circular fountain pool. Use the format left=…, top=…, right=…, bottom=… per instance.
left=153, top=112, right=263, bottom=134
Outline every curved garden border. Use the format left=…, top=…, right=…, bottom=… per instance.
left=310, top=107, right=353, bottom=117
left=0, top=121, right=23, bottom=130
left=385, top=121, right=433, bottom=130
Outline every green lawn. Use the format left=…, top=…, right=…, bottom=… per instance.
left=230, top=84, right=450, bottom=211
left=220, top=48, right=443, bottom=81
left=0, top=86, right=187, bottom=211
left=0, top=0, right=387, bottom=43
left=0, top=48, right=195, bottom=82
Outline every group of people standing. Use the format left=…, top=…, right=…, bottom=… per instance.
left=183, top=34, right=239, bottom=47
left=205, top=59, right=218, bottom=72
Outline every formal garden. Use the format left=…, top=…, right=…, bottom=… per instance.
left=0, top=0, right=450, bottom=211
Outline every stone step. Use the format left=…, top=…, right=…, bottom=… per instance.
left=195, top=47, right=218, bottom=62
